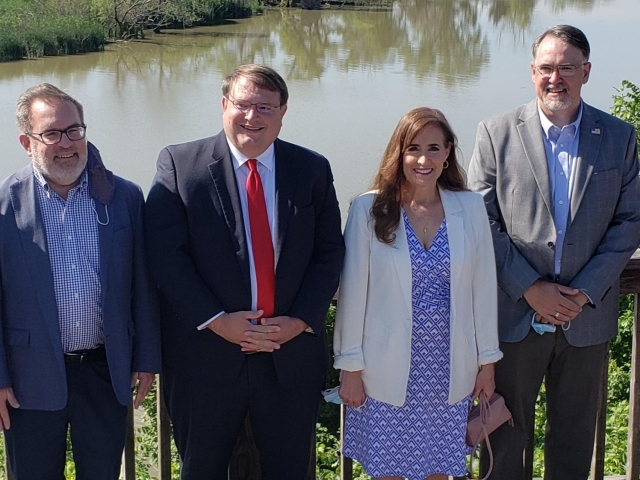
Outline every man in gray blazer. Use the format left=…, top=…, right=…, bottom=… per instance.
left=468, top=25, right=640, bottom=480
left=0, top=83, right=161, bottom=479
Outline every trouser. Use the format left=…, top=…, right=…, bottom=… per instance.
left=4, top=358, right=128, bottom=480
left=164, top=352, right=321, bottom=480
left=480, top=328, right=608, bottom=480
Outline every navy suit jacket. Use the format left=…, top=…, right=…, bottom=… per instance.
left=145, top=131, right=344, bottom=390
left=0, top=154, right=161, bottom=410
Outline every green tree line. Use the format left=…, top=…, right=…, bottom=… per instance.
left=0, top=0, right=261, bottom=61
left=0, top=0, right=392, bottom=62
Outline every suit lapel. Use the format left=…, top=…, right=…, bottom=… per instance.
left=274, top=139, right=298, bottom=266
left=391, top=212, right=413, bottom=317
left=10, top=170, right=64, bottom=365
left=208, top=134, right=251, bottom=285
left=441, top=189, right=463, bottom=302
left=570, top=104, right=601, bottom=222
left=517, top=101, right=554, bottom=217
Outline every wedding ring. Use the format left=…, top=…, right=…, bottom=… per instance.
left=554, top=312, right=560, bottom=318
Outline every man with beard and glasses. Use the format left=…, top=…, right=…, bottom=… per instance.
left=0, top=83, right=161, bottom=480
left=468, top=25, right=640, bottom=480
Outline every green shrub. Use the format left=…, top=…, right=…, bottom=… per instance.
left=0, top=1, right=106, bottom=61
left=612, top=80, right=640, bottom=142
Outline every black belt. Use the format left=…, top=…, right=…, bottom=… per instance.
left=64, top=345, right=106, bottom=364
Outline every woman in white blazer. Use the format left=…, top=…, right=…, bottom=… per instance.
left=333, top=107, right=502, bottom=480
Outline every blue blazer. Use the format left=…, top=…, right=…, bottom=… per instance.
left=0, top=153, right=161, bottom=410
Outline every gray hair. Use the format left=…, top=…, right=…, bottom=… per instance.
left=16, top=83, right=84, bottom=133
left=532, top=25, right=590, bottom=61
left=222, top=64, right=289, bottom=106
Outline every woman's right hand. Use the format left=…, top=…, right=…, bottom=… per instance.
left=339, top=370, right=366, bottom=407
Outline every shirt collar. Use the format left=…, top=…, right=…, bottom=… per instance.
left=225, top=138, right=275, bottom=172
left=33, top=166, right=89, bottom=194
left=538, top=101, right=583, bottom=140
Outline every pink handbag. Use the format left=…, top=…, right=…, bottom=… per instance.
left=466, top=392, right=513, bottom=480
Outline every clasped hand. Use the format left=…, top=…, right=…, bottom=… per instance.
left=207, top=310, right=308, bottom=353
left=524, top=279, right=589, bottom=325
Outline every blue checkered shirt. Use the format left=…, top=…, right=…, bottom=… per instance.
left=34, top=168, right=103, bottom=353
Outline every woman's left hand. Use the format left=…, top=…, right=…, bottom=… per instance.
left=472, top=363, right=496, bottom=400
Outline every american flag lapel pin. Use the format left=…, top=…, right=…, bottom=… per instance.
left=591, top=128, right=601, bottom=135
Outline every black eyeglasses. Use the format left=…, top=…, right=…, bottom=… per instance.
left=227, top=98, right=282, bottom=115
left=27, top=125, right=87, bottom=145
left=534, top=63, right=588, bottom=78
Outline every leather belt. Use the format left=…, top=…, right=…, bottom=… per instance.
left=64, top=345, right=106, bottom=364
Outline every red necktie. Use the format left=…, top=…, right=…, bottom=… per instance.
left=246, top=159, right=275, bottom=319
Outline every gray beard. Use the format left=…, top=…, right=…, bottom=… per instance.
left=543, top=94, right=572, bottom=112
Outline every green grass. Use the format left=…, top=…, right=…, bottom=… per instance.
left=0, top=0, right=260, bottom=61
left=0, top=1, right=106, bottom=61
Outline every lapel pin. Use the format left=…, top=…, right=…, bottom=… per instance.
left=591, top=128, right=601, bottom=135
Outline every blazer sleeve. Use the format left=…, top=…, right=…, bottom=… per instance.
left=569, top=127, right=640, bottom=304
left=130, top=186, right=162, bottom=373
left=468, top=119, right=541, bottom=301
left=333, top=195, right=371, bottom=372
left=0, top=276, right=11, bottom=388
left=286, top=160, right=345, bottom=334
left=145, top=147, right=226, bottom=330
left=469, top=194, right=503, bottom=366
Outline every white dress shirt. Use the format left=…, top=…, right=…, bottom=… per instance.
left=198, top=140, right=277, bottom=329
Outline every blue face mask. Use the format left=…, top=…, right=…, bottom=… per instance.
left=321, top=386, right=343, bottom=404
left=532, top=322, right=556, bottom=335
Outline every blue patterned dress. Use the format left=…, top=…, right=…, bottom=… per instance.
left=343, top=212, right=471, bottom=479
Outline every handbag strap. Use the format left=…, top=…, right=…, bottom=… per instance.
left=468, top=424, right=493, bottom=480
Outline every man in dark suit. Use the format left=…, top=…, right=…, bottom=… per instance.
left=468, top=25, right=640, bottom=479
left=145, top=64, right=344, bottom=479
left=0, top=83, right=161, bottom=479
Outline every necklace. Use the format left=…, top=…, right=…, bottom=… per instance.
left=403, top=196, right=444, bottom=248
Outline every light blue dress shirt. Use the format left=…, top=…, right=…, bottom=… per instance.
left=538, top=102, right=583, bottom=276
left=531, top=103, right=583, bottom=334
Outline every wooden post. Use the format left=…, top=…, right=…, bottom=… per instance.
left=340, top=404, right=353, bottom=480
left=621, top=251, right=640, bottom=480
left=591, top=350, right=609, bottom=480
left=4, top=436, right=14, bottom=480
left=627, top=293, right=640, bottom=480
left=306, top=425, right=317, bottom=480
left=229, top=416, right=261, bottom=480
left=123, top=403, right=136, bottom=479
left=157, top=376, right=173, bottom=480
left=227, top=417, right=317, bottom=480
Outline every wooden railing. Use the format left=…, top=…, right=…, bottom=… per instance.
left=3, top=252, right=640, bottom=479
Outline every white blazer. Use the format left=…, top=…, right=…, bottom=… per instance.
left=333, top=188, right=502, bottom=406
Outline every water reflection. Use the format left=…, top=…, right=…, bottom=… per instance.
left=487, top=0, right=536, bottom=30
left=1, top=0, right=608, bottom=84
left=548, top=0, right=613, bottom=13
left=0, top=0, right=635, bottom=209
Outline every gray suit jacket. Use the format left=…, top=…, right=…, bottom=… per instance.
left=468, top=99, right=640, bottom=346
left=0, top=152, right=161, bottom=410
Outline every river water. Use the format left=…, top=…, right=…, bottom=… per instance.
left=1, top=0, right=639, bottom=215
